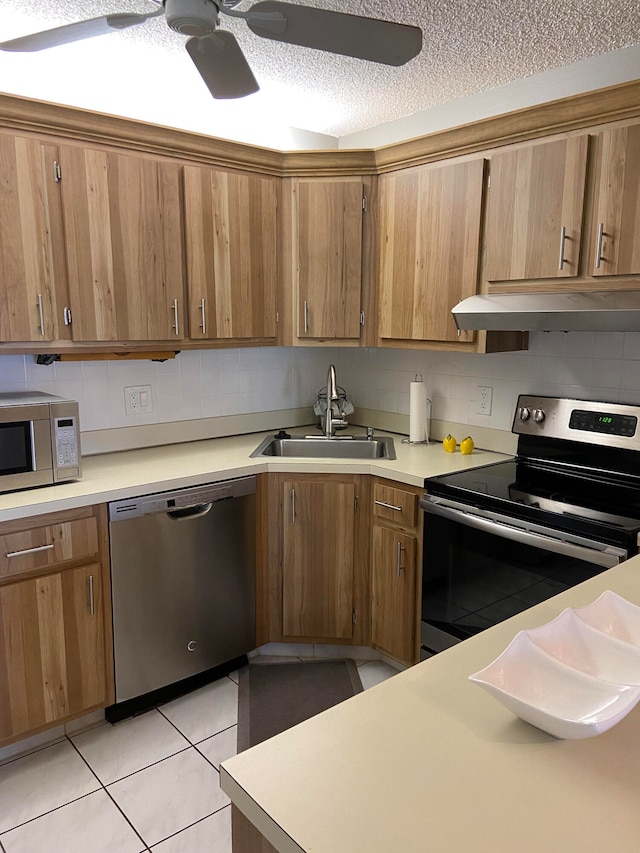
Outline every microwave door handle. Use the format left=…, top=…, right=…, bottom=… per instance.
left=29, top=421, right=37, bottom=471
left=423, top=501, right=624, bottom=569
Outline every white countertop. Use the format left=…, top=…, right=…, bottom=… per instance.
left=0, top=427, right=509, bottom=522
left=220, top=555, right=640, bottom=853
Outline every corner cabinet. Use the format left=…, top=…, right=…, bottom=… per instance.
left=484, top=135, right=589, bottom=283
left=0, top=505, right=114, bottom=745
left=377, top=157, right=485, bottom=347
left=283, top=177, right=365, bottom=344
left=370, top=480, right=422, bottom=666
left=183, top=165, right=278, bottom=342
left=257, top=473, right=371, bottom=646
left=57, top=144, right=186, bottom=342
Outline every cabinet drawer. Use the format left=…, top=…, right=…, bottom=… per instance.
left=0, top=517, right=99, bottom=582
left=373, top=483, right=418, bottom=528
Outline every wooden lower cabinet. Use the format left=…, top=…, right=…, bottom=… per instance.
left=257, top=473, right=370, bottom=646
left=0, top=505, right=113, bottom=746
left=371, top=525, right=417, bottom=665
left=370, top=479, right=423, bottom=666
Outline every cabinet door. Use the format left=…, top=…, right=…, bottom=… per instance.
left=371, top=525, right=416, bottom=665
left=58, top=144, right=185, bottom=342
left=484, top=136, right=588, bottom=281
left=0, top=133, right=63, bottom=342
left=184, top=166, right=277, bottom=340
left=378, top=158, right=484, bottom=343
left=282, top=480, right=355, bottom=639
left=293, top=178, right=363, bottom=339
left=591, top=124, right=640, bottom=276
left=0, top=564, right=107, bottom=741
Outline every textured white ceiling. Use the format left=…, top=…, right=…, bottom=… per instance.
left=0, top=0, right=639, bottom=143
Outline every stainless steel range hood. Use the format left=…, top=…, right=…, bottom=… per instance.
left=452, top=291, right=640, bottom=332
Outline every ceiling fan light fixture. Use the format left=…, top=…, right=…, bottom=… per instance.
left=164, top=0, right=220, bottom=36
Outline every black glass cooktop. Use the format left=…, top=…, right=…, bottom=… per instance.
left=424, top=458, right=640, bottom=548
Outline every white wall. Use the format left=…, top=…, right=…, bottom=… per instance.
left=2, top=331, right=640, bottom=439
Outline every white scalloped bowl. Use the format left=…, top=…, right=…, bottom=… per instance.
left=469, top=599, right=640, bottom=739
left=574, top=590, right=640, bottom=646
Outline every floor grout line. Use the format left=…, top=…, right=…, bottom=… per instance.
left=147, top=803, right=230, bottom=850
left=0, top=788, right=100, bottom=837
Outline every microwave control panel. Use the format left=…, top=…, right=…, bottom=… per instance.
left=54, top=417, right=79, bottom=468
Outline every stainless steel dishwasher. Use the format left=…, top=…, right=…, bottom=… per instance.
left=107, top=476, right=256, bottom=720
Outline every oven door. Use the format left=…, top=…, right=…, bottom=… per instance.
left=420, top=495, right=629, bottom=655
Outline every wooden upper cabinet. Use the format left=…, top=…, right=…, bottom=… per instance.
left=484, top=135, right=588, bottom=282
left=590, top=124, right=640, bottom=276
left=183, top=166, right=278, bottom=340
left=292, top=177, right=363, bottom=340
left=0, top=133, right=66, bottom=342
left=377, top=158, right=485, bottom=343
left=57, top=144, right=185, bottom=342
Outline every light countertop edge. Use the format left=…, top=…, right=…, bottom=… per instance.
left=220, top=555, right=640, bottom=853
left=0, top=427, right=510, bottom=522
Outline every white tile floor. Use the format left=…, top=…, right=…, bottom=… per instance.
left=0, top=657, right=399, bottom=853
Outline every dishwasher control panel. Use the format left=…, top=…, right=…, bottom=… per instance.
left=109, top=476, right=255, bottom=521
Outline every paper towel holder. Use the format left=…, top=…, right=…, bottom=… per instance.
left=402, top=373, right=431, bottom=446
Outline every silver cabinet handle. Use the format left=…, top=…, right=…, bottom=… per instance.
left=558, top=225, right=566, bottom=270
left=199, top=298, right=206, bottom=335
left=291, top=488, right=296, bottom=524
left=303, top=300, right=309, bottom=334
left=396, top=541, right=405, bottom=577
left=37, top=294, right=45, bottom=336
left=63, top=306, right=72, bottom=326
left=595, top=222, right=604, bottom=270
left=171, top=298, right=180, bottom=336
left=87, top=574, right=95, bottom=616
left=375, top=500, right=402, bottom=512
left=6, top=543, right=54, bottom=558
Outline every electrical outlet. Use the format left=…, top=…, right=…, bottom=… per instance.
left=476, top=385, right=493, bottom=415
left=124, top=385, right=153, bottom=415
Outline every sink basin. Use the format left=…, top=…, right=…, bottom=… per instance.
left=250, top=434, right=396, bottom=460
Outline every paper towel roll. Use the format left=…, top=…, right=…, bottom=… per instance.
left=409, top=380, right=428, bottom=443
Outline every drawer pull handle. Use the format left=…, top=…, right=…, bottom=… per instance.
left=6, top=543, right=54, bottom=558
left=375, top=500, right=402, bottom=512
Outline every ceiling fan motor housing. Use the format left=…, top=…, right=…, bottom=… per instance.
left=164, top=0, right=221, bottom=36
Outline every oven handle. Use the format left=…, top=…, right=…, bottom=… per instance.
left=420, top=499, right=626, bottom=569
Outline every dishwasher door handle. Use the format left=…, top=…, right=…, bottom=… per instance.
left=167, top=502, right=213, bottom=521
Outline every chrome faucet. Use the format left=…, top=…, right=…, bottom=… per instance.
left=324, top=364, right=346, bottom=438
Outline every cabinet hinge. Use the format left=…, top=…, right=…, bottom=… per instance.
left=360, top=310, right=365, bottom=326
left=362, top=195, right=367, bottom=212
left=352, top=609, right=358, bottom=625
left=354, top=495, right=359, bottom=512
left=53, top=161, right=62, bottom=182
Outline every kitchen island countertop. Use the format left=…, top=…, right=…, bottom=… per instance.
left=0, top=426, right=508, bottom=522
left=221, top=553, right=640, bottom=853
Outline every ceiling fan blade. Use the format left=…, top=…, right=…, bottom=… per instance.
left=186, top=32, right=259, bottom=100
left=246, top=1, right=422, bottom=66
left=0, top=11, right=162, bottom=52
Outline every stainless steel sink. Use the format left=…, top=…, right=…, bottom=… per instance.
left=250, top=434, right=396, bottom=460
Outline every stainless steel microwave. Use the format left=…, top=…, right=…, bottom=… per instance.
left=0, top=392, right=81, bottom=493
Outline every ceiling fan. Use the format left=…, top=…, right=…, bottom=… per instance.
left=0, top=0, right=422, bottom=100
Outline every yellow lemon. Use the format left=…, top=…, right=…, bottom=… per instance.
left=460, top=436, right=475, bottom=455
left=443, top=434, right=457, bottom=453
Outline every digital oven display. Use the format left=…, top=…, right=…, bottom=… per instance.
left=569, top=409, right=637, bottom=437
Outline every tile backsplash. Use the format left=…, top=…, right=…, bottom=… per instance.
left=1, top=331, right=639, bottom=440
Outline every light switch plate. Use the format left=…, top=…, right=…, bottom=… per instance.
left=124, top=385, right=153, bottom=415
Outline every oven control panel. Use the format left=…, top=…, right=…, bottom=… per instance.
left=513, top=395, right=640, bottom=450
